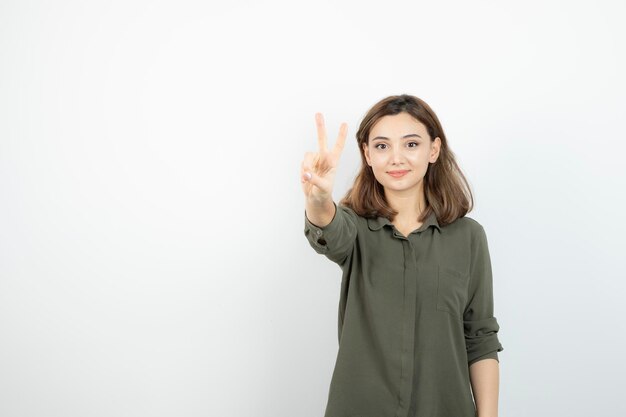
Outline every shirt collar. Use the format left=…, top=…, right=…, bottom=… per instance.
left=367, top=209, right=441, bottom=233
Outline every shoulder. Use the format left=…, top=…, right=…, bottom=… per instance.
left=442, top=215, right=488, bottom=247
left=444, top=215, right=485, bottom=235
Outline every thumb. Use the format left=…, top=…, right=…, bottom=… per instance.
left=303, top=170, right=324, bottom=189
left=302, top=170, right=315, bottom=184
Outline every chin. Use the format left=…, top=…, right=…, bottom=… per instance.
left=385, top=179, right=422, bottom=190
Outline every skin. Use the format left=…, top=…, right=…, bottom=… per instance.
left=300, top=113, right=348, bottom=228
left=469, top=359, right=500, bottom=417
left=362, top=112, right=441, bottom=237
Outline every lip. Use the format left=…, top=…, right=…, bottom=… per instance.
left=388, top=170, right=409, bottom=178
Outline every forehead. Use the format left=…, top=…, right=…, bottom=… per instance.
left=369, top=112, right=428, bottom=138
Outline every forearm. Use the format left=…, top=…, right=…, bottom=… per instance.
left=469, top=358, right=500, bottom=417
left=305, top=198, right=335, bottom=228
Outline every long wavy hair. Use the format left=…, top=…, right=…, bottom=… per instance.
left=338, top=94, right=474, bottom=227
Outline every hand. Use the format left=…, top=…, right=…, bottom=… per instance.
left=300, top=112, right=348, bottom=204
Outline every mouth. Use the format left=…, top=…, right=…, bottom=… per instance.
left=388, top=170, right=409, bottom=178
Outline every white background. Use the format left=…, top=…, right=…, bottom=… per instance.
left=1, top=0, right=625, bottom=416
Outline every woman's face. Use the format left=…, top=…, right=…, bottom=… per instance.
left=363, top=112, right=441, bottom=195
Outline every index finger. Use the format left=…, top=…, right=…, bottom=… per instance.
left=315, top=112, right=328, bottom=152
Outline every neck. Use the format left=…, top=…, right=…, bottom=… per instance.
left=384, top=183, right=426, bottom=222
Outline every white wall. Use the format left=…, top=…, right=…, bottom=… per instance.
left=1, top=0, right=624, bottom=416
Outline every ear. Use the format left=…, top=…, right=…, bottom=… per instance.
left=362, top=142, right=371, bottom=166
left=430, top=137, right=441, bottom=163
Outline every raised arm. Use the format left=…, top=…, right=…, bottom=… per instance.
left=301, top=113, right=356, bottom=265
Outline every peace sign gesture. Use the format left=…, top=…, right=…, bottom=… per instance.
left=301, top=113, right=349, bottom=204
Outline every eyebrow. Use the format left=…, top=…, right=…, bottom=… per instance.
left=371, top=133, right=422, bottom=141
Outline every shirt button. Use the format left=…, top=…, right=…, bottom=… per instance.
left=316, top=230, right=322, bottom=235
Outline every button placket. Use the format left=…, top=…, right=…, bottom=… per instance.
left=394, top=238, right=418, bottom=416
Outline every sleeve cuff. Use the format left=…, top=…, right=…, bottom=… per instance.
left=304, top=201, right=341, bottom=251
left=464, top=316, right=503, bottom=365
left=468, top=350, right=500, bottom=366
left=304, top=201, right=358, bottom=265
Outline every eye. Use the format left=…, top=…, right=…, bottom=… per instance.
left=408, top=142, right=419, bottom=148
left=374, top=143, right=387, bottom=150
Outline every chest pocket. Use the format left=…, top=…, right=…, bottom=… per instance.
left=436, top=265, right=469, bottom=319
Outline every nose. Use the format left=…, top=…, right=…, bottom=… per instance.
left=391, top=145, right=404, bottom=164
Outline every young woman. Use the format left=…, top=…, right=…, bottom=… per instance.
left=300, top=94, right=504, bottom=417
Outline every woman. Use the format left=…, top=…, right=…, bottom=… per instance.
left=300, top=94, right=504, bottom=417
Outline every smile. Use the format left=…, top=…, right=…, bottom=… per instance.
left=388, top=170, right=409, bottom=178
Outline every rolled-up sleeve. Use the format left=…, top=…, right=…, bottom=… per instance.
left=304, top=201, right=358, bottom=266
left=463, top=224, right=504, bottom=366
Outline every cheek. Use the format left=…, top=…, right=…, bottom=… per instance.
left=370, top=156, right=387, bottom=170
left=408, top=152, right=428, bottom=164
left=370, top=150, right=388, bottom=162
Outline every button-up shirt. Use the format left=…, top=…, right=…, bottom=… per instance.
left=303, top=201, right=504, bottom=417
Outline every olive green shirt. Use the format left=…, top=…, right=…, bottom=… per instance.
left=304, top=202, right=504, bottom=417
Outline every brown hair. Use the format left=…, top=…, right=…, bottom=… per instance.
left=338, top=94, right=474, bottom=227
